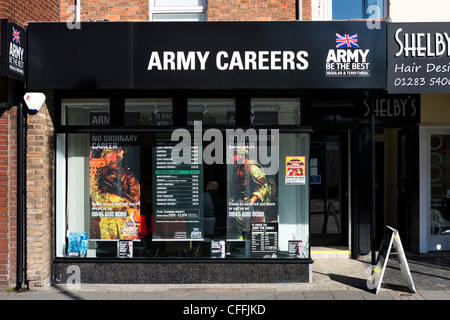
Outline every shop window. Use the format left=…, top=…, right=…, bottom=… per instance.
left=330, top=0, right=384, bottom=20
left=430, top=135, right=450, bottom=239
left=56, top=132, right=143, bottom=258
left=56, top=98, right=310, bottom=260
left=250, top=98, right=301, bottom=125
left=150, top=0, right=206, bottom=21
left=61, top=99, right=110, bottom=126
left=125, top=98, right=173, bottom=126
left=188, top=99, right=235, bottom=125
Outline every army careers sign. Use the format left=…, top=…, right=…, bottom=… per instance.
left=27, top=21, right=386, bottom=90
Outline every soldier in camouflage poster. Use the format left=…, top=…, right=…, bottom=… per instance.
left=89, top=134, right=141, bottom=240
left=227, top=145, right=278, bottom=241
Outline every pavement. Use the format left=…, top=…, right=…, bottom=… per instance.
left=1, top=252, right=449, bottom=302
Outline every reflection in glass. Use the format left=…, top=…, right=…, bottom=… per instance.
left=251, top=98, right=301, bottom=125
left=430, top=135, right=450, bottom=236
left=188, top=99, right=235, bottom=125
left=62, top=99, right=110, bottom=126
left=125, top=99, right=172, bottom=126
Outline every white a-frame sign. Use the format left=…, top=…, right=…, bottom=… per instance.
left=371, top=226, right=416, bottom=294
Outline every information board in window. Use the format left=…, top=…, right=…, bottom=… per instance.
left=152, top=134, right=204, bottom=241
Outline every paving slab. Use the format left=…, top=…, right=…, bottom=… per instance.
left=1, top=252, right=449, bottom=301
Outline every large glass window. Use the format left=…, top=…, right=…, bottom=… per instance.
left=188, top=99, right=235, bottom=125
left=125, top=98, right=172, bottom=126
left=331, top=0, right=384, bottom=20
left=150, top=0, right=206, bottom=21
left=251, top=98, right=301, bottom=125
left=56, top=97, right=310, bottom=260
left=62, top=99, right=110, bottom=126
left=430, top=135, right=450, bottom=240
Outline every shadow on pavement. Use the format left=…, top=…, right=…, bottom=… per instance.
left=327, top=273, right=372, bottom=292
left=52, top=284, right=84, bottom=300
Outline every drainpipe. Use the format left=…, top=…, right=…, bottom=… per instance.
left=297, top=0, right=302, bottom=20
left=75, top=0, right=81, bottom=23
left=370, top=93, right=376, bottom=265
left=15, top=103, right=24, bottom=290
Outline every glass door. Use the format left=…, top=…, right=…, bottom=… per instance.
left=310, top=132, right=348, bottom=246
left=429, top=133, right=450, bottom=251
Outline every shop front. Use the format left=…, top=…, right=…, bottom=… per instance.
left=388, top=22, right=450, bottom=253
left=27, top=20, right=386, bottom=284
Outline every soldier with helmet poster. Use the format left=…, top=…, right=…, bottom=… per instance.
left=89, top=134, right=141, bottom=240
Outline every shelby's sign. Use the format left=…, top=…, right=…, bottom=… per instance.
left=388, top=23, right=450, bottom=93
left=27, top=21, right=386, bottom=90
left=362, top=93, right=420, bottom=125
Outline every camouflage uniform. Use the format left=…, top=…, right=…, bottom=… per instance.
left=90, top=149, right=140, bottom=239
left=228, top=159, right=278, bottom=240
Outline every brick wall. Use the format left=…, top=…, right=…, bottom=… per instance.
left=61, top=0, right=149, bottom=22
left=25, top=92, right=55, bottom=290
left=0, top=1, right=59, bottom=290
left=208, top=0, right=297, bottom=21
left=302, top=0, right=312, bottom=20
left=0, top=108, right=16, bottom=289
left=0, top=101, right=56, bottom=291
left=0, top=0, right=60, bottom=26
left=60, top=0, right=312, bottom=22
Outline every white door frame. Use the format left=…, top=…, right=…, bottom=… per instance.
left=419, top=126, right=450, bottom=252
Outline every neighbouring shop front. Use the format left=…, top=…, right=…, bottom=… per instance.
left=388, top=22, right=450, bottom=253
left=27, top=20, right=388, bottom=284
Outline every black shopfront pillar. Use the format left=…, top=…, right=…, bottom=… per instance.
left=351, top=124, right=373, bottom=257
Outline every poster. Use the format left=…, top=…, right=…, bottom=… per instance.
left=251, top=223, right=278, bottom=258
left=68, top=232, right=88, bottom=257
left=117, top=240, right=133, bottom=258
left=89, top=134, right=141, bottom=240
left=288, top=240, right=305, bottom=258
left=227, top=141, right=278, bottom=241
left=152, top=134, right=203, bottom=241
left=211, top=240, right=226, bottom=258
left=285, top=156, right=306, bottom=185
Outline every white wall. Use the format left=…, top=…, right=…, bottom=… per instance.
left=390, top=0, right=450, bottom=22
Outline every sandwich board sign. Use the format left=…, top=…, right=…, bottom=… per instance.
left=371, top=226, right=416, bottom=294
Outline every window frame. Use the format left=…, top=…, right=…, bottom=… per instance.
left=327, top=0, right=387, bottom=20
left=149, top=0, right=207, bottom=21
left=54, top=92, right=312, bottom=261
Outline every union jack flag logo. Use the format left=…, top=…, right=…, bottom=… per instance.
left=336, top=33, right=359, bottom=48
left=12, top=27, right=20, bottom=45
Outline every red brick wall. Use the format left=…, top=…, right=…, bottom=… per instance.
left=208, top=0, right=297, bottom=21
left=60, top=0, right=312, bottom=22
left=0, top=0, right=60, bottom=26
left=61, top=0, right=149, bottom=22
left=302, top=0, right=312, bottom=20
left=25, top=92, right=55, bottom=290
left=0, top=108, right=17, bottom=289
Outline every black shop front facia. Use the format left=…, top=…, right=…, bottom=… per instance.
left=27, top=21, right=386, bottom=90
left=388, top=22, right=450, bottom=94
